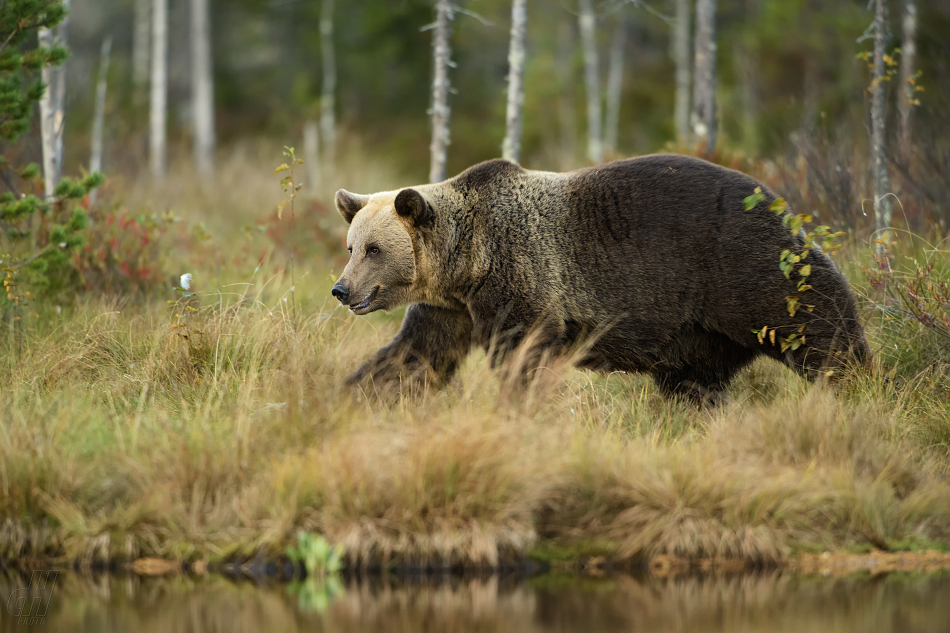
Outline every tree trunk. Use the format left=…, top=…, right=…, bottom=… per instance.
left=502, top=0, right=528, bottom=163
left=604, top=18, right=626, bottom=158
left=38, top=0, right=70, bottom=201
left=191, top=0, right=215, bottom=176
left=150, top=0, right=168, bottom=181
left=871, top=0, right=890, bottom=249
left=320, top=0, right=337, bottom=169
left=898, top=0, right=917, bottom=161
left=672, top=0, right=691, bottom=145
left=304, top=119, right=320, bottom=193
left=429, top=0, right=454, bottom=183
left=691, top=0, right=717, bottom=154
left=578, top=0, right=602, bottom=164
left=90, top=36, right=112, bottom=207
left=133, top=0, right=150, bottom=88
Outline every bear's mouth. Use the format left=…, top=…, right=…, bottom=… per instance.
left=349, top=285, right=380, bottom=315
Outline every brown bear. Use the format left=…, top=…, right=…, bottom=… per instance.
left=332, top=154, right=868, bottom=401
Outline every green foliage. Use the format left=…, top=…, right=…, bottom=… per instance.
left=0, top=1, right=102, bottom=314
left=747, top=188, right=847, bottom=354
left=0, top=0, right=68, bottom=142
left=286, top=531, right=345, bottom=577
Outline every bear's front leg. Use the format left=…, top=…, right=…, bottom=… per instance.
left=472, top=298, right=568, bottom=386
left=346, top=304, right=474, bottom=390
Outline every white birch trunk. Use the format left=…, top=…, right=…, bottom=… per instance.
left=604, top=18, right=626, bottom=157
left=871, top=0, right=890, bottom=248
left=38, top=0, right=70, bottom=201
left=898, top=0, right=917, bottom=160
left=150, top=0, right=168, bottom=181
left=578, top=0, right=602, bottom=164
left=90, top=36, right=112, bottom=207
left=673, top=0, right=691, bottom=145
left=133, top=0, right=150, bottom=88
left=691, top=0, right=717, bottom=153
left=429, top=0, right=454, bottom=183
left=304, top=119, right=320, bottom=193
left=320, top=0, right=337, bottom=169
left=191, top=0, right=215, bottom=176
left=502, top=0, right=528, bottom=163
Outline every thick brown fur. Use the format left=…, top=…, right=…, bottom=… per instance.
left=333, top=154, right=869, bottom=401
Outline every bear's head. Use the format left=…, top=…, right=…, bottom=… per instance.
left=332, top=187, right=434, bottom=315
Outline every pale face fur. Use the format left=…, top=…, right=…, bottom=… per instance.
left=336, top=193, right=418, bottom=315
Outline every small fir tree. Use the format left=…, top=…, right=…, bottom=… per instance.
left=0, top=0, right=102, bottom=304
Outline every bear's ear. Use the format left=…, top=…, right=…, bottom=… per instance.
left=394, top=188, right=434, bottom=227
left=335, top=189, right=370, bottom=224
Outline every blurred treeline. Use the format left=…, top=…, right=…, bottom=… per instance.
left=64, top=0, right=950, bottom=183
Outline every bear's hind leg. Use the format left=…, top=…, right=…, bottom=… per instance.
left=651, top=338, right=757, bottom=407
left=652, top=369, right=729, bottom=407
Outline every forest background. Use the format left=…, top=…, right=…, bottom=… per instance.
left=59, top=0, right=949, bottom=202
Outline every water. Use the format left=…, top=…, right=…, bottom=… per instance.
left=3, top=570, right=949, bottom=633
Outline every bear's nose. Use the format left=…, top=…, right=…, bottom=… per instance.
left=332, top=282, right=350, bottom=304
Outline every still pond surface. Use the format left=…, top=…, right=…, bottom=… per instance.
left=2, top=570, right=949, bottom=632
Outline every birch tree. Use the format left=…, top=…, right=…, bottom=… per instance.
left=90, top=37, right=112, bottom=207
left=191, top=0, right=215, bottom=176
left=578, top=0, right=602, bottom=164
left=672, top=0, right=691, bottom=144
left=898, top=0, right=917, bottom=160
left=502, top=0, right=527, bottom=163
left=429, top=0, right=454, bottom=183
left=604, top=17, right=626, bottom=157
left=150, top=0, right=168, bottom=181
left=691, top=0, right=717, bottom=153
left=38, top=0, right=69, bottom=200
left=870, top=0, right=890, bottom=246
left=320, top=0, right=337, bottom=168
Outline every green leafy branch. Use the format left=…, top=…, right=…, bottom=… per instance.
left=744, top=187, right=847, bottom=353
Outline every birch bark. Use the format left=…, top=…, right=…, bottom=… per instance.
left=673, top=0, right=691, bottom=144
left=578, top=0, right=602, bottom=163
left=429, top=0, right=454, bottom=183
left=90, top=37, right=112, bottom=207
left=502, top=0, right=527, bottom=163
left=691, top=0, right=717, bottom=153
left=191, top=0, right=215, bottom=176
left=150, top=0, right=168, bottom=181
left=38, top=0, right=70, bottom=200
left=871, top=0, right=890, bottom=247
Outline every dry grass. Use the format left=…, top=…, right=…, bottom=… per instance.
left=1, top=145, right=949, bottom=568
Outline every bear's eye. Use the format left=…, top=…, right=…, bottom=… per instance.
left=347, top=246, right=352, bottom=254
left=366, top=246, right=380, bottom=256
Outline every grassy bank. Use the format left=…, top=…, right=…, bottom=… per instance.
left=2, top=146, right=949, bottom=569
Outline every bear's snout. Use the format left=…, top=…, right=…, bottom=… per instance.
left=331, top=282, right=350, bottom=304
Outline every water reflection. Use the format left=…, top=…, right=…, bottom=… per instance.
left=2, top=569, right=949, bottom=633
